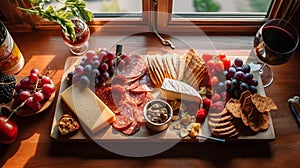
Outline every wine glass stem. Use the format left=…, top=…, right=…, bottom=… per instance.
left=259, top=63, right=267, bottom=74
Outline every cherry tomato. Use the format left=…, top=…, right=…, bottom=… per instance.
left=206, top=60, right=215, bottom=69
left=196, top=108, right=207, bottom=122
left=221, top=58, right=231, bottom=70
left=218, top=53, right=226, bottom=60
left=210, top=76, right=219, bottom=86
left=202, top=53, right=214, bottom=63
left=214, top=60, right=224, bottom=72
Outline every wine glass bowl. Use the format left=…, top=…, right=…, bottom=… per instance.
left=252, top=19, right=299, bottom=87
left=62, top=18, right=90, bottom=56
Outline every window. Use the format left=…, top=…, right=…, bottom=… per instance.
left=0, top=0, right=298, bottom=34
left=156, top=0, right=299, bottom=35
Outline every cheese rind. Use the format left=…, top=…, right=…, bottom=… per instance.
left=160, top=78, right=202, bottom=103
left=60, top=84, right=116, bottom=134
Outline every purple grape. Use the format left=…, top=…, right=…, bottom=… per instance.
left=72, top=74, right=80, bottom=83
left=250, top=79, right=259, bottom=87
left=84, top=64, right=93, bottom=74
left=225, top=80, right=231, bottom=89
left=92, top=60, right=100, bottom=68
left=250, top=85, right=257, bottom=94
left=235, top=67, right=243, bottom=72
left=243, top=73, right=254, bottom=83
left=234, top=58, right=243, bottom=67
left=242, top=64, right=251, bottom=73
left=231, top=78, right=239, bottom=88
left=234, top=71, right=245, bottom=81
left=80, top=75, right=90, bottom=88
left=67, top=71, right=74, bottom=85
left=228, top=67, right=236, bottom=78
left=240, top=82, right=250, bottom=91
left=217, top=82, right=226, bottom=93
left=93, top=69, right=100, bottom=77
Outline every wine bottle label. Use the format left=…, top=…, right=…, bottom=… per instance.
left=0, top=21, right=24, bottom=74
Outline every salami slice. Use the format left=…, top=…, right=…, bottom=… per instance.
left=129, top=83, right=153, bottom=93
left=122, top=121, right=140, bottom=135
left=112, top=114, right=133, bottom=131
left=118, top=55, right=147, bottom=79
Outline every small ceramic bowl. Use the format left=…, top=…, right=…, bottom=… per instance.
left=143, top=99, right=173, bottom=132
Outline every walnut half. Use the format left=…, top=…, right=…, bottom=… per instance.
left=57, top=114, right=80, bottom=135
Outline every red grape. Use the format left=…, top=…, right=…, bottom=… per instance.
left=20, top=77, right=32, bottom=89
left=26, top=97, right=35, bottom=107
left=107, top=52, right=115, bottom=60
left=42, top=84, right=55, bottom=94
left=75, top=65, right=84, bottom=75
left=33, top=92, right=45, bottom=102
left=100, top=62, right=109, bottom=71
left=29, top=73, right=39, bottom=83
left=19, top=90, right=31, bottom=101
left=30, top=68, right=40, bottom=76
left=40, top=76, right=51, bottom=86
left=32, top=101, right=42, bottom=111
left=100, top=71, right=110, bottom=81
left=85, top=50, right=96, bottom=60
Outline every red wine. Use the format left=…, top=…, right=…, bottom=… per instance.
left=263, top=26, right=296, bottom=53
left=62, top=19, right=90, bottom=46
left=254, top=25, right=298, bottom=65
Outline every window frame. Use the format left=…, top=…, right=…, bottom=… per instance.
left=0, top=0, right=298, bottom=34
left=156, top=0, right=299, bottom=35
left=1, top=0, right=152, bottom=33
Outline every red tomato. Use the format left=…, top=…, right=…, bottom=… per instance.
left=202, top=53, right=214, bottom=63
left=221, top=58, right=231, bottom=70
left=214, top=60, right=224, bottom=72
left=0, top=116, right=18, bottom=144
left=210, top=76, right=219, bottom=86
left=218, top=53, right=226, bottom=60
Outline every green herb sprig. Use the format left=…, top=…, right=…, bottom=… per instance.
left=18, top=0, right=94, bottom=41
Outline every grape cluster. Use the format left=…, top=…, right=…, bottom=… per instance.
left=0, top=73, right=16, bottom=104
left=14, top=68, right=55, bottom=111
left=67, top=48, right=129, bottom=88
left=221, top=58, right=258, bottom=99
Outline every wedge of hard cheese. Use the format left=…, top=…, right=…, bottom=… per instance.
left=160, top=78, right=202, bottom=103
left=60, top=84, right=116, bottom=134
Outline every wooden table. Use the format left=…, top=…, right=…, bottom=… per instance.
left=1, top=31, right=300, bottom=168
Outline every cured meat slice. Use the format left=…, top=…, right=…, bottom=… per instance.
left=112, top=114, right=133, bottom=131
left=129, top=83, right=153, bottom=93
left=120, top=100, right=137, bottom=121
left=111, top=84, right=126, bottom=106
left=122, top=121, right=140, bottom=135
left=118, top=55, right=148, bottom=79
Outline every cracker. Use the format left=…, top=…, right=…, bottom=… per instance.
left=208, top=120, right=233, bottom=128
left=251, top=93, right=278, bottom=112
left=147, top=57, right=159, bottom=85
left=209, top=114, right=233, bottom=123
left=240, top=110, right=249, bottom=126
left=226, top=98, right=242, bottom=118
left=242, top=96, right=254, bottom=116
left=239, top=90, right=252, bottom=107
left=212, top=124, right=235, bottom=133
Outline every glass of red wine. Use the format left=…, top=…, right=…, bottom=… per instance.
left=62, top=18, right=90, bottom=56
left=252, top=19, right=299, bottom=87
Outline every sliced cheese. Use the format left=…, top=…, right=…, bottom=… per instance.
left=60, top=83, right=116, bottom=134
left=160, top=78, right=202, bottom=103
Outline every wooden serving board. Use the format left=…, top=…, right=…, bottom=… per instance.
left=50, top=56, right=275, bottom=142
